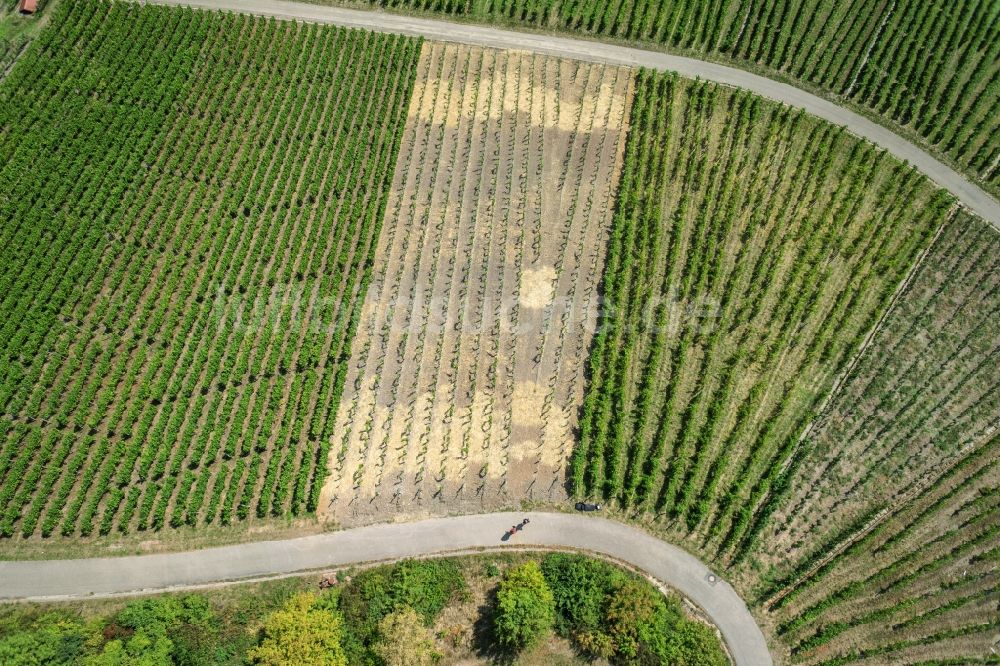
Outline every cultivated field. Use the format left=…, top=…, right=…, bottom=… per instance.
left=749, top=212, right=1000, bottom=664
left=766, top=211, right=1000, bottom=569
left=358, top=0, right=1000, bottom=196
left=570, top=71, right=953, bottom=564
left=762, top=432, right=999, bottom=664
left=0, top=1, right=419, bottom=538
left=320, top=42, right=633, bottom=523
left=2, top=5, right=997, bottom=662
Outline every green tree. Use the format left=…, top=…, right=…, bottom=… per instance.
left=493, top=561, right=555, bottom=650
left=248, top=592, right=346, bottom=666
left=338, top=559, right=464, bottom=664
left=578, top=579, right=726, bottom=665
left=387, top=559, right=464, bottom=623
left=84, top=629, right=173, bottom=666
left=374, top=606, right=440, bottom=666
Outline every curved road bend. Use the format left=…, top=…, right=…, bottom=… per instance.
left=141, top=0, right=1000, bottom=230
left=0, top=512, right=773, bottom=665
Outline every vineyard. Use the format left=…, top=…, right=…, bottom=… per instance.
left=359, top=0, right=1000, bottom=197
left=749, top=212, right=1000, bottom=664
left=0, top=0, right=419, bottom=538
left=765, top=211, right=1000, bottom=570
left=570, top=70, right=953, bottom=565
left=763, top=433, right=999, bottom=664
left=2, top=1, right=998, bottom=662
left=321, top=42, right=633, bottom=523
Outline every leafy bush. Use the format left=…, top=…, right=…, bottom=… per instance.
left=662, top=621, right=729, bottom=666
left=338, top=559, right=464, bottom=664
left=541, top=552, right=626, bottom=634
left=81, top=595, right=219, bottom=666
left=573, top=578, right=727, bottom=665
left=0, top=611, right=88, bottom=666
left=600, top=579, right=681, bottom=661
left=340, top=558, right=464, bottom=631
left=493, top=561, right=556, bottom=650
left=373, top=606, right=440, bottom=666
left=540, top=555, right=727, bottom=665
left=113, top=595, right=213, bottom=633
left=387, top=559, right=465, bottom=623
left=248, top=592, right=346, bottom=666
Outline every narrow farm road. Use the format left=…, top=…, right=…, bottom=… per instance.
left=139, top=0, right=1000, bottom=230
left=0, top=512, right=773, bottom=665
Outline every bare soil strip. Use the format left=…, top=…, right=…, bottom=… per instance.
left=320, top=42, right=633, bottom=525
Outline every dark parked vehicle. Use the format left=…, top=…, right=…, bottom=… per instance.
left=575, top=502, right=602, bottom=511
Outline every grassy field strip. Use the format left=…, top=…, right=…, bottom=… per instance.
left=321, top=41, right=633, bottom=524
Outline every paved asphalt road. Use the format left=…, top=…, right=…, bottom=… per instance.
left=0, top=512, right=773, bottom=665
left=142, top=0, right=1000, bottom=229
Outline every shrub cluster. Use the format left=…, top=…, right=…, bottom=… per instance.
left=542, top=553, right=728, bottom=665
left=337, top=559, right=465, bottom=664
left=0, top=554, right=728, bottom=665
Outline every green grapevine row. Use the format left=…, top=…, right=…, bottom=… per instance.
left=0, top=0, right=420, bottom=538
left=573, top=71, right=946, bottom=568
left=359, top=0, right=1000, bottom=196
